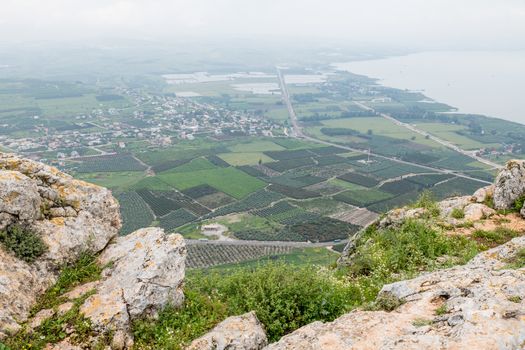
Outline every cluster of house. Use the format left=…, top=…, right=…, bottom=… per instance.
left=0, top=87, right=282, bottom=162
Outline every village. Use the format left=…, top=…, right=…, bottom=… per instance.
left=0, top=89, right=282, bottom=164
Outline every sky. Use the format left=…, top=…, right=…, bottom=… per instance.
left=1, top=0, right=525, bottom=49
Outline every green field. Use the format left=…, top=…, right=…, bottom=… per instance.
left=227, top=139, right=285, bottom=153
left=76, top=171, right=146, bottom=192
left=415, top=122, right=500, bottom=150
left=320, top=117, right=440, bottom=147
left=158, top=166, right=266, bottom=199
left=218, top=152, right=274, bottom=166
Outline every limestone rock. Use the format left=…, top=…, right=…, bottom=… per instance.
left=44, top=339, right=82, bottom=350
left=80, top=227, right=186, bottom=347
left=0, top=170, right=41, bottom=227
left=463, top=203, right=495, bottom=221
left=473, top=185, right=494, bottom=203
left=29, top=308, right=54, bottom=329
left=267, top=236, right=525, bottom=350
left=378, top=207, right=426, bottom=228
left=188, top=312, right=268, bottom=350
left=0, top=153, right=121, bottom=338
left=437, top=195, right=473, bottom=218
left=493, top=160, right=525, bottom=210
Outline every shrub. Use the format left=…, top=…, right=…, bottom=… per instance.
left=514, top=195, right=525, bottom=211
left=450, top=208, right=465, bottom=219
left=411, top=190, right=440, bottom=217
left=133, top=263, right=359, bottom=346
left=0, top=225, right=47, bottom=263
left=508, top=296, right=522, bottom=303
left=345, top=220, right=480, bottom=279
left=133, top=290, right=228, bottom=349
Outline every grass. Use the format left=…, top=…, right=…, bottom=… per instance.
left=434, top=304, right=448, bottom=316
left=503, top=248, right=525, bottom=269
left=5, top=253, right=105, bottom=349
left=472, top=227, right=520, bottom=248
left=158, top=167, right=266, bottom=199
left=412, top=318, right=433, bottom=327
left=31, top=253, right=104, bottom=313
left=451, top=207, right=465, bottom=219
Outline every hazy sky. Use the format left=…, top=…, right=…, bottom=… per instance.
left=2, top=0, right=525, bottom=48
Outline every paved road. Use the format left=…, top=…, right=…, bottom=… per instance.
left=276, top=67, right=492, bottom=185
left=353, top=101, right=502, bottom=170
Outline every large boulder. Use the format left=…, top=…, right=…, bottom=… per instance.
left=80, top=227, right=186, bottom=348
left=266, top=236, right=525, bottom=350
left=187, top=312, right=268, bottom=350
left=494, top=160, right=525, bottom=211
left=0, top=153, right=121, bottom=338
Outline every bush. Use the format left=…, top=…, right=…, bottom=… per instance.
left=133, top=263, right=359, bottom=346
left=345, top=220, right=480, bottom=279
left=514, top=195, right=525, bottom=211
left=411, top=190, right=440, bottom=217
left=0, top=225, right=47, bottom=263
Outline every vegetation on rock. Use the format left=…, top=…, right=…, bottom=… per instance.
left=5, top=253, right=104, bottom=349
left=0, top=225, right=47, bottom=263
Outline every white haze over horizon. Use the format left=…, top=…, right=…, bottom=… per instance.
left=1, top=0, right=525, bottom=50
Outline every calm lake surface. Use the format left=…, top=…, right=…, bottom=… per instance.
left=334, top=51, right=525, bottom=125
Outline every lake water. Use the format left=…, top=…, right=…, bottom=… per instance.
left=333, top=51, right=525, bottom=125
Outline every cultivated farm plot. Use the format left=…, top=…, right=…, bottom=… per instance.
left=75, top=154, right=146, bottom=173
left=334, top=188, right=393, bottom=207
left=319, top=117, right=440, bottom=147
left=186, top=244, right=295, bottom=269
left=337, top=172, right=379, bottom=188
left=331, top=207, right=379, bottom=227
left=370, top=164, right=428, bottom=179
left=136, top=189, right=181, bottom=217
left=158, top=209, right=197, bottom=232
left=407, top=174, right=454, bottom=187
left=264, top=149, right=314, bottom=160
left=265, top=157, right=316, bottom=172
left=196, top=192, right=236, bottom=209
left=415, top=122, right=500, bottom=150
left=158, top=166, right=266, bottom=199
left=379, top=179, right=422, bottom=195
left=218, top=152, right=274, bottom=166
left=118, top=192, right=154, bottom=235
left=202, top=189, right=285, bottom=219
left=292, top=198, right=357, bottom=217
